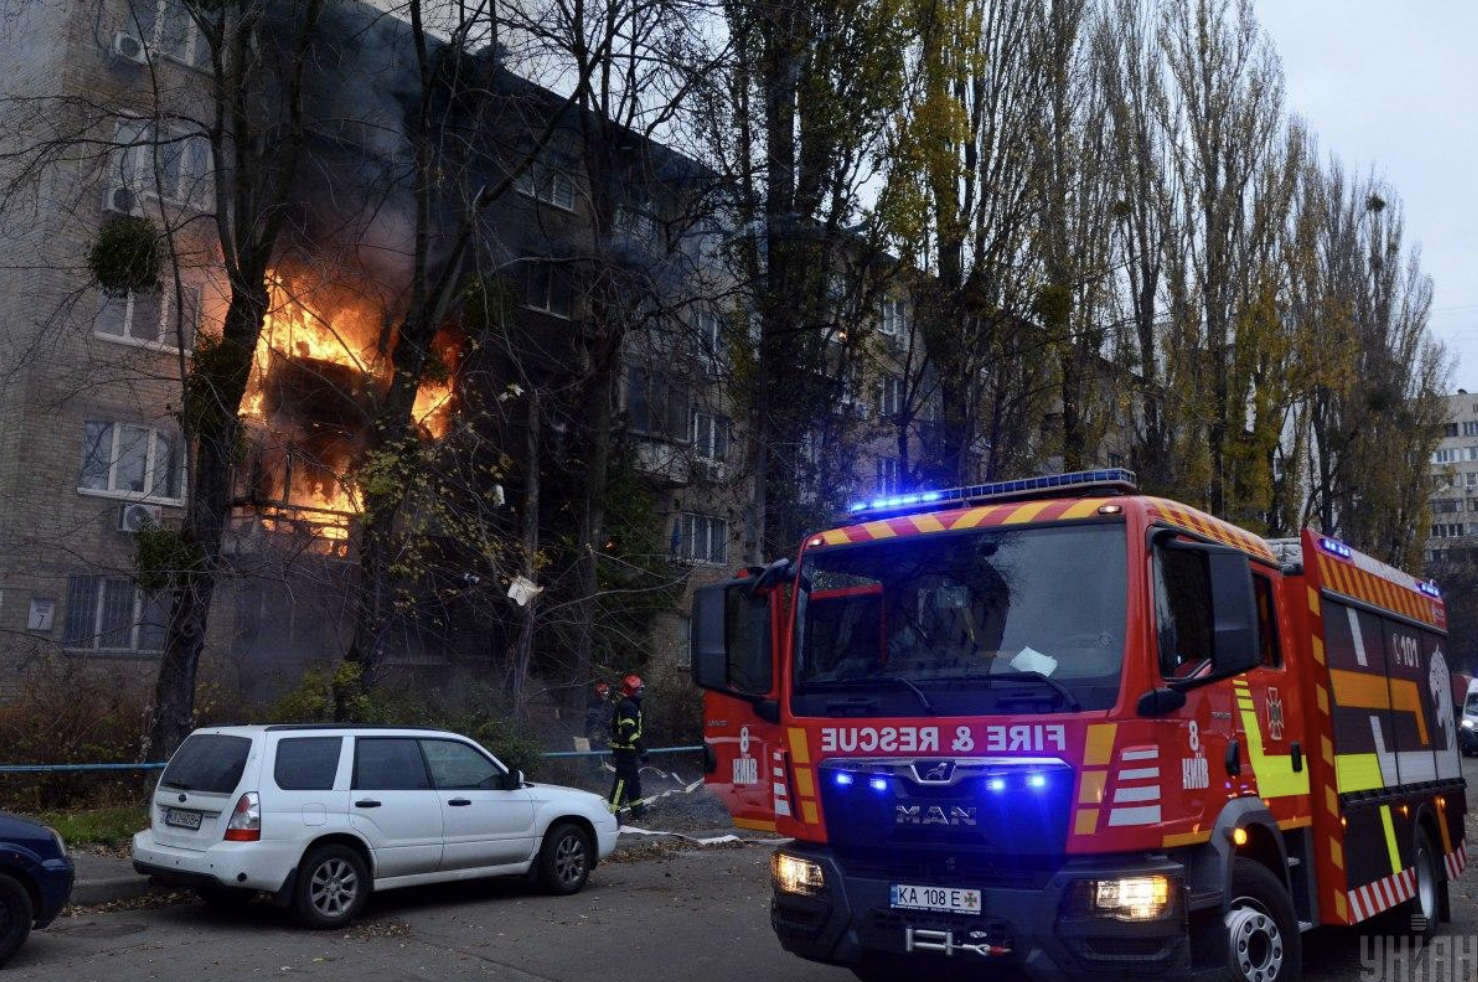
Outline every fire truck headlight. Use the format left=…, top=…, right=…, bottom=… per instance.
left=772, top=852, right=826, bottom=896
left=1089, top=876, right=1172, bottom=921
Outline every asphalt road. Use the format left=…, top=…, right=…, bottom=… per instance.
left=11, top=759, right=1478, bottom=982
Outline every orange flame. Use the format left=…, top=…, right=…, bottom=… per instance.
left=242, top=271, right=457, bottom=528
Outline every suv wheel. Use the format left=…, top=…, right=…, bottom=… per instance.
left=293, top=844, right=369, bottom=929
left=538, top=822, right=592, bottom=895
left=0, top=873, right=34, bottom=967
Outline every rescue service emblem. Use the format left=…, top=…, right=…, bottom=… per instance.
left=1266, top=688, right=1285, bottom=741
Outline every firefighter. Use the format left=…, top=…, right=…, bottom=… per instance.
left=585, top=681, right=614, bottom=749
left=608, top=673, right=650, bottom=819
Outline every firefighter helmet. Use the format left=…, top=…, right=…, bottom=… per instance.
left=620, top=673, right=645, bottom=697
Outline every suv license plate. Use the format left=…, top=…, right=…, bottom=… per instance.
left=890, top=884, right=981, bottom=915
left=164, top=808, right=202, bottom=830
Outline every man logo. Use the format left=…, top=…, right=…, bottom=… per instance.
left=912, top=760, right=956, bottom=784
left=896, top=804, right=978, bottom=827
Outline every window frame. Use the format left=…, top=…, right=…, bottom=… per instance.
left=418, top=738, right=506, bottom=791
left=880, top=376, right=905, bottom=417
left=78, top=420, right=187, bottom=505
left=114, top=117, right=213, bottom=210
left=690, top=410, right=728, bottom=462
left=131, top=0, right=212, bottom=69
left=521, top=257, right=573, bottom=319
left=515, top=159, right=577, bottom=212
left=272, top=736, right=345, bottom=792
left=351, top=736, right=434, bottom=792
left=874, top=456, right=902, bottom=495
left=62, top=574, right=169, bottom=655
left=677, top=512, right=728, bottom=566
left=1252, top=573, right=1282, bottom=668
left=95, top=283, right=200, bottom=352
left=1153, top=543, right=1215, bottom=681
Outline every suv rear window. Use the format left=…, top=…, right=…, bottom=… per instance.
left=161, top=734, right=253, bottom=794
left=274, top=737, right=343, bottom=791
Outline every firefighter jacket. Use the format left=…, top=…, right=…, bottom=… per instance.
left=611, top=696, right=645, bottom=752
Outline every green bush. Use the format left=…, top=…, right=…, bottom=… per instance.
left=88, top=216, right=161, bottom=298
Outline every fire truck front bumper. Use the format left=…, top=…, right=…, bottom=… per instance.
left=770, top=846, right=1206, bottom=982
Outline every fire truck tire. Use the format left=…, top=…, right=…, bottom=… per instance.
left=1223, top=858, right=1301, bottom=982
left=1408, top=828, right=1442, bottom=939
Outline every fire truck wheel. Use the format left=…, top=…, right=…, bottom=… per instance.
left=1224, top=858, right=1301, bottom=982
left=1409, top=828, right=1442, bottom=939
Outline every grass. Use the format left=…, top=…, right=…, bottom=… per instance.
left=34, top=803, right=149, bottom=848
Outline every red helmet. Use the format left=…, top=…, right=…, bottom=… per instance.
left=594, top=682, right=610, bottom=697
left=620, top=673, right=645, bottom=697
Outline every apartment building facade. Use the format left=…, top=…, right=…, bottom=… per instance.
left=1424, top=391, right=1478, bottom=566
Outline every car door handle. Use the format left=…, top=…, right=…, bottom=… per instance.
left=354, top=799, right=382, bottom=809
left=448, top=798, right=472, bottom=807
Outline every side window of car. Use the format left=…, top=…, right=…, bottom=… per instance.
left=420, top=740, right=501, bottom=790
left=353, top=738, right=431, bottom=791
left=1154, top=545, right=1214, bottom=679
left=274, top=736, right=343, bottom=791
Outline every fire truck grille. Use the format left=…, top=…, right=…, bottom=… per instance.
left=838, top=848, right=1056, bottom=890
left=864, top=909, right=1018, bottom=957
left=1064, top=934, right=1179, bottom=965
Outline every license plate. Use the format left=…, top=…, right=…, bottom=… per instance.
left=890, top=883, right=982, bottom=915
left=164, top=808, right=202, bottom=830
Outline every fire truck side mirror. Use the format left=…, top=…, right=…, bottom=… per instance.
left=691, top=577, right=775, bottom=704
left=1159, top=538, right=1261, bottom=692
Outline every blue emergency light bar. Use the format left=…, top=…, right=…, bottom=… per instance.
left=1317, top=536, right=1353, bottom=560
left=845, top=469, right=1138, bottom=520
left=1419, top=581, right=1442, bottom=599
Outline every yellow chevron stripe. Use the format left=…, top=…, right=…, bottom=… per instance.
left=861, top=520, right=897, bottom=540
left=1003, top=501, right=1053, bottom=524
left=1380, top=806, right=1402, bottom=875
left=910, top=513, right=946, bottom=534
left=1060, top=498, right=1106, bottom=520
left=951, top=506, right=996, bottom=530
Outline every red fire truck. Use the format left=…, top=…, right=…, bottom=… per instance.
left=692, top=470, right=1469, bottom=982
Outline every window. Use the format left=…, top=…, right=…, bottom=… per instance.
left=1431, top=523, right=1467, bottom=539
left=677, top=513, right=728, bottom=565
left=1446, top=423, right=1460, bottom=437
left=274, top=737, right=343, bottom=791
left=79, top=421, right=185, bottom=501
left=1434, top=448, right=1459, bottom=464
left=131, top=0, right=210, bottom=67
left=1433, top=499, right=1462, bottom=514
left=521, top=258, right=572, bottom=318
left=96, top=284, right=199, bottom=349
left=614, top=203, right=657, bottom=246
left=63, top=575, right=169, bottom=652
left=1154, top=547, right=1214, bottom=679
left=880, top=376, right=905, bottom=417
left=1464, top=421, right=1478, bottom=437
left=114, top=118, right=212, bottom=208
left=694, top=308, right=722, bottom=370
left=420, top=740, right=501, bottom=790
left=160, top=734, right=252, bottom=794
left=1108, top=452, right=1126, bottom=468
left=1467, top=472, right=1477, bottom=489
left=1252, top=575, right=1281, bottom=667
left=515, top=157, right=576, bottom=210
left=626, top=367, right=689, bottom=440
left=353, top=738, right=432, bottom=791
left=690, top=411, right=728, bottom=461
left=879, top=298, right=908, bottom=337
left=875, top=456, right=901, bottom=494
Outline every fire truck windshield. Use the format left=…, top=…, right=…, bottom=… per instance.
left=793, top=523, right=1128, bottom=715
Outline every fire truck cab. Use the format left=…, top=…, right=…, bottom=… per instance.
left=692, top=471, right=1468, bottom=982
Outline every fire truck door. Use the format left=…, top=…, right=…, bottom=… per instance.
left=1237, top=572, right=1311, bottom=808
left=696, top=581, right=784, bottom=832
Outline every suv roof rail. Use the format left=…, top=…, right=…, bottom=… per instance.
left=262, top=723, right=446, bottom=732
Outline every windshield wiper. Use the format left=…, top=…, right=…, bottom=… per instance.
left=955, top=671, right=1083, bottom=712
left=805, top=675, right=936, bottom=714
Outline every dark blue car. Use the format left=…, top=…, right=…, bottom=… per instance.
left=0, top=813, right=73, bottom=966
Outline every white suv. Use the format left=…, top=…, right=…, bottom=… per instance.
left=132, top=725, right=617, bottom=927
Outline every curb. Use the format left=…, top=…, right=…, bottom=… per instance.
left=71, top=873, right=162, bottom=907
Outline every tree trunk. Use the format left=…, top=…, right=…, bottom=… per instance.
left=508, top=390, right=540, bottom=720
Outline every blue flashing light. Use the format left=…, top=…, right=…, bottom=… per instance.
left=1318, top=536, right=1353, bottom=560
left=834, top=772, right=854, bottom=787
left=842, top=469, right=1138, bottom=521
left=1027, top=774, right=1048, bottom=790
left=869, top=777, right=889, bottom=793
left=986, top=777, right=1007, bottom=793
left=1419, top=580, right=1442, bottom=599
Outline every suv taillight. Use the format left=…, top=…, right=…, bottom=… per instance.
left=224, top=792, right=260, bottom=842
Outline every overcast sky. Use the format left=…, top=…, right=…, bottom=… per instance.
left=1254, top=1, right=1478, bottom=391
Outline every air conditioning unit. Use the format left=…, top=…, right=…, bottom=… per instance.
left=111, top=31, right=148, bottom=66
left=102, top=186, right=141, bottom=216
left=118, top=503, right=162, bottom=533
left=692, top=459, right=727, bottom=483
